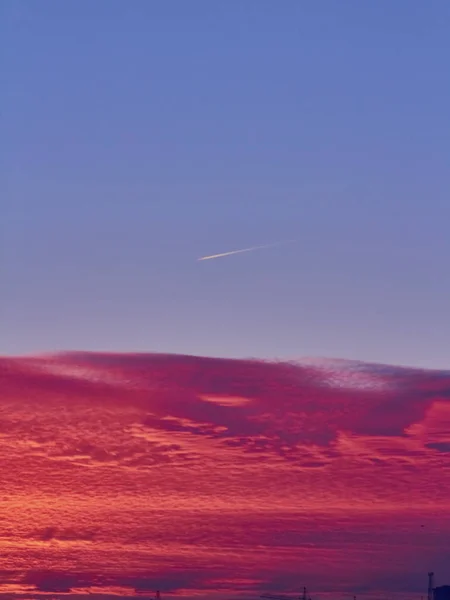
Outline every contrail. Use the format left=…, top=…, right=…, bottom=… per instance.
left=197, top=240, right=294, bottom=261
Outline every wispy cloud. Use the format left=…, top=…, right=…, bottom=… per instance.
left=197, top=240, right=295, bottom=261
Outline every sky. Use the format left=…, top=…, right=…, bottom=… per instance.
left=0, top=351, right=449, bottom=599
left=2, top=1, right=450, bottom=366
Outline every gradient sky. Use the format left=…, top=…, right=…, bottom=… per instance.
left=2, top=1, right=450, bottom=367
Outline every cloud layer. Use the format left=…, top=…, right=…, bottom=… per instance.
left=0, top=352, right=449, bottom=599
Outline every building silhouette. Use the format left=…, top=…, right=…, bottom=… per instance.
left=434, top=586, right=450, bottom=600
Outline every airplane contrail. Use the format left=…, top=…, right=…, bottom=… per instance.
left=197, top=240, right=294, bottom=261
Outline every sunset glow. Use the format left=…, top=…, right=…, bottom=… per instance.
left=0, top=352, right=449, bottom=599
left=3, top=1, right=450, bottom=598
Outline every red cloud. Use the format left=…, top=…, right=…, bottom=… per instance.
left=0, top=352, right=449, bottom=599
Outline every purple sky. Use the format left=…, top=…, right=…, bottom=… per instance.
left=2, top=1, right=450, bottom=368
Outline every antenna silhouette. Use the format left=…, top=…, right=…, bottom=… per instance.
left=261, top=586, right=312, bottom=600
left=428, top=573, right=435, bottom=600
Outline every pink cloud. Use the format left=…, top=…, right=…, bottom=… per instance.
left=0, top=352, right=449, bottom=599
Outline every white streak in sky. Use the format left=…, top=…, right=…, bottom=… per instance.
left=197, top=240, right=294, bottom=262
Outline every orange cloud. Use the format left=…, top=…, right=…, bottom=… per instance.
left=0, top=352, right=449, bottom=599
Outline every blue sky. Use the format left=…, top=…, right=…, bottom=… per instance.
left=2, top=1, right=450, bottom=368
